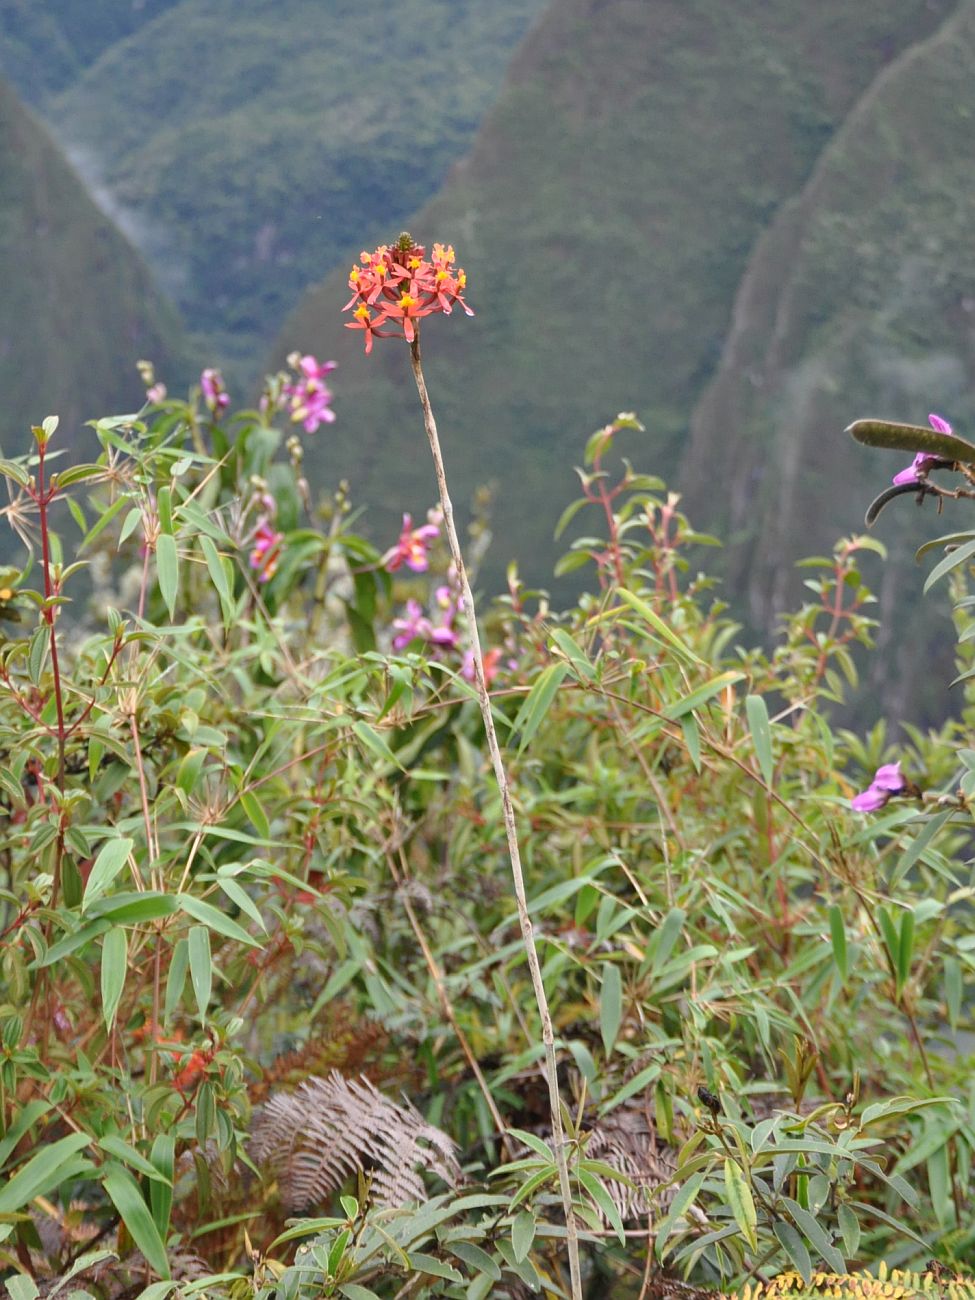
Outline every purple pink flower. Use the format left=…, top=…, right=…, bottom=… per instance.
left=384, top=511, right=441, bottom=573
left=392, top=586, right=459, bottom=651
left=851, top=761, right=907, bottom=812
left=892, top=414, right=956, bottom=486
left=285, top=353, right=337, bottom=432
left=249, top=518, right=284, bottom=582
left=201, top=368, right=230, bottom=417
left=343, top=237, right=473, bottom=351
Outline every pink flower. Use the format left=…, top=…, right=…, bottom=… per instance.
left=201, top=368, right=230, bottom=417
left=384, top=512, right=440, bottom=573
left=249, top=518, right=284, bottom=582
left=851, top=761, right=907, bottom=812
left=146, top=382, right=167, bottom=403
left=462, top=646, right=502, bottom=685
left=284, top=353, right=337, bottom=432
left=892, top=414, right=956, bottom=486
left=392, top=599, right=431, bottom=649
left=391, top=586, right=459, bottom=651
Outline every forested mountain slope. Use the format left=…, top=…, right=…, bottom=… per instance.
left=270, top=0, right=957, bottom=613
left=0, top=78, right=186, bottom=456
left=40, top=0, right=550, bottom=361
left=683, top=2, right=975, bottom=722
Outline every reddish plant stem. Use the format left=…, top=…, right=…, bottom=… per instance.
left=36, top=442, right=67, bottom=905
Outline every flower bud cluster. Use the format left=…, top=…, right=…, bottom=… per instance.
left=343, top=235, right=473, bottom=352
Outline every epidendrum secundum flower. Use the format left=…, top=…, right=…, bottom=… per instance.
left=285, top=353, right=336, bottom=432
left=892, top=413, right=956, bottom=485
left=851, top=761, right=907, bottom=812
left=343, top=235, right=473, bottom=352
left=249, top=518, right=284, bottom=583
left=201, top=368, right=230, bottom=417
left=384, top=511, right=441, bottom=573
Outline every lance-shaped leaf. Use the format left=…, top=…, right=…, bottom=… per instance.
left=847, top=419, right=975, bottom=463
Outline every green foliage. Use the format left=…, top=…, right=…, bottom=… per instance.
left=1, top=377, right=975, bottom=1296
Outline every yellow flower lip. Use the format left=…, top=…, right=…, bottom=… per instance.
left=398, top=293, right=417, bottom=308
left=354, top=304, right=370, bottom=320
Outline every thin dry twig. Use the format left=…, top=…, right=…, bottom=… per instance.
left=409, top=331, right=582, bottom=1299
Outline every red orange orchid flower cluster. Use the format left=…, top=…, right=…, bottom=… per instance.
left=343, top=234, right=473, bottom=352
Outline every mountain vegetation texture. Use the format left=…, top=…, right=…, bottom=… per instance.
left=683, top=2, right=975, bottom=723
left=270, top=0, right=966, bottom=718
left=36, top=0, right=550, bottom=362
left=0, top=78, right=186, bottom=461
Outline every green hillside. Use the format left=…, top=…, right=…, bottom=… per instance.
left=682, top=2, right=975, bottom=721
left=0, top=77, right=187, bottom=456
left=42, top=0, right=550, bottom=362
left=269, top=0, right=956, bottom=599
left=0, top=0, right=180, bottom=101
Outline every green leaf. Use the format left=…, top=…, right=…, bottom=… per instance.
left=339, top=1287, right=382, bottom=1300
left=773, top=1220, right=811, bottom=1284
left=405, top=1253, right=463, bottom=1282
left=577, top=1166, right=626, bottom=1245
left=176, top=893, right=260, bottom=946
left=156, top=533, right=179, bottom=620
left=828, top=906, right=847, bottom=982
left=663, top=670, right=744, bottom=721
left=510, top=1210, right=536, bottom=1263
left=82, top=837, right=134, bottom=910
left=445, top=1241, right=501, bottom=1280
left=200, top=536, right=234, bottom=622
left=97, top=1136, right=169, bottom=1183
left=847, top=418, right=975, bottom=463
left=510, top=662, right=568, bottom=753
left=837, top=1203, right=860, bottom=1257
left=188, top=925, right=212, bottom=1020
left=0, top=1100, right=52, bottom=1170
left=613, top=588, right=705, bottom=665
left=351, top=720, right=404, bottom=771
left=165, top=938, right=188, bottom=1023
left=87, top=892, right=179, bottom=924
left=0, top=1133, right=90, bottom=1212
left=782, top=1196, right=845, bottom=1272
left=923, top=536, right=975, bottom=594
left=945, top=956, right=962, bottom=1029
left=897, top=909, right=915, bottom=996
left=600, top=961, right=622, bottom=1057
left=654, top=1172, right=705, bottom=1259
left=238, top=790, right=270, bottom=840
left=148, top=1134, right=175, bottom=1242
left=651, top=907, right=686, bottom=975
left=102, top=1164, right=170, bottom=1279
left=5, top=1277, right=39, bottom=1300
left=549, top=628, right=596, bottom=680
left=100, top=927, right=128, bottom=1031
left=723, top=1159, right=758, bottom=1251
left=745, top=694, right=773, bottom=786
left=217, top=876, right=266, bottom=931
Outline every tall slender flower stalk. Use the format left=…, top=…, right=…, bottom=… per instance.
left=408, top=334, right=582, bottom=1298
left=345, top=236, right=582, bottom=1296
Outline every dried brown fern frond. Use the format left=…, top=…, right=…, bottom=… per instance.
left=585, top=1103, right=680, bottom=1223
left=249, top=1070, right=461, bottom=1212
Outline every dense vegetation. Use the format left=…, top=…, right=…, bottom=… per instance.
left=2, top=266, right=975, bottom=1294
